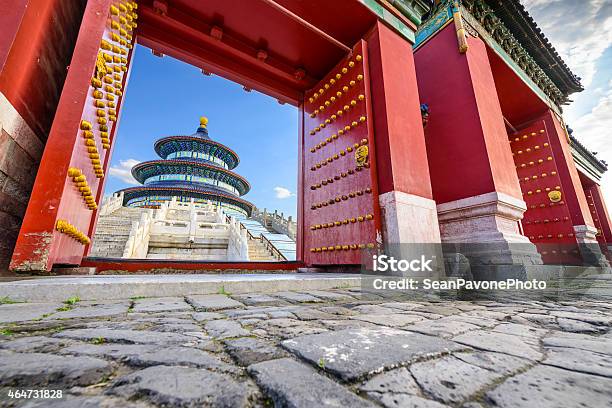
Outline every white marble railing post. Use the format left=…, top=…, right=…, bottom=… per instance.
left=99, top=191, right=124, bottom=216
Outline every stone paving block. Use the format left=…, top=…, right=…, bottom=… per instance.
left=21, top=396, right=150, bottom=408
left=248, top=358, right=374, bottom=407
left=125, top=315, right=185, bottom=323
left=224, top=337, right=288, bottom=366
left=400, top=311, right=446, bottom=320
left=150, top=322, right=203, bottom=333
left=460, top=310, right=511, bottom=321
left=292, top=307, right=338, bottom=321
left=453, top=303, right=487, bottom=312
left=223, top=306, right=299, bottom=318
left=301, top=290, right=355, bottom=301
left=371, top=393, right=450, bottom=408
left=320, top=319, right=380, bottom=331
left=351, top=313, right=425, bottom=327
left=0, top=336, right=73, bottom=353
left=451, top=315, right=500, bottom=328
left=557, top=317, right=607, bottom=333
left=452, top=351, right=530, bottom=375
left=282, top=327, right=465, bottom=381
left=416, top=305, right=461, bottom=316
left=192, top=311, right=224, bottom=321
left=186, top=294, right=244, bottom=311
left=267, top=310, right=296, bottom=319
left=63, top=343, right=236, bottom=373
left=410, top=355, right=500, bottom=404
left=257, top=317, right=328, bottom=339
left=232, top=293, right=289, bottom=306
left=405, top=317, right=480, bottom=338
left=47, top=301, right=129, bottom=319
left=453, top=330, right=542, bottom=360
left=205, top=319, right=249, bottom=339
left=0, top=303, right=60, bottom=323
left=359, top=367, right=421, bottom=395
left=0, top=350, right=111, bottom=387
left=54, top=328, right=207, bottom=347
left=378, top=302, right=425, bottom=311
left=542, top=332, right=612, bottom=355
left=543, top=346, right=612, bottom=377
left=551, top=310, right=612, bottom=326
left=273, top=291, right=323, bottom=303
left=490, top=322, right=548, bottom=339
left=486, top=365, right=612, bottom=408
left=131, top=297, right=192, bottom=313
left=517, top=312, right=557, bottom=326
left=351, top=304, right=400, bottom=314
left=318, top=305, right=356, bottom=316
left=107, top=365, right=255, bottom=407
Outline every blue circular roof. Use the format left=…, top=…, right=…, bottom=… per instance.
left=131, top=159, right=251, bottom=196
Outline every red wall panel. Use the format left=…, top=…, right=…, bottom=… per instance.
left=302, top=40, right=381, bottom=265
left=11, top=0, right=138, bottom=271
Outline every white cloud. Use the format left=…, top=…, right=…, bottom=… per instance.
left=572, top=90, right=612, bottom=204
left=109, top=159, right=140, bottom=185
left=274, top=186, right=295, bottom=199
left=522, top=0, right=612, bottom=86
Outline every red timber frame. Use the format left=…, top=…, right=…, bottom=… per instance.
left=508, top=119, right=579, bottom=264
left=11, top=0, right=138, bottom=271
left=302, top=40, right=382, bottom=265
left=10, top=1, right=421, bottom=273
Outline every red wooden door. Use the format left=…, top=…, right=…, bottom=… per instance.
left=509, top=120, right=579, bottom=264
left=302, top=40, right=381, bottom=266
left=10, top=0, right=138, bottom=271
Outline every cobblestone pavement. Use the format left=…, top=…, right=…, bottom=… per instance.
left=0, top=288, right=611, bottom=407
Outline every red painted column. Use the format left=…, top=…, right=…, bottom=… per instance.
left=414, top=24, right=541, bottom=268
left=0, top=0, right=85, bottom=273
left=9, top=0, right=119, bottom=271
left=366, top=21, right=441, bottom=249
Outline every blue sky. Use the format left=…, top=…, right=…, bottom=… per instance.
left=105, top=45, right=299, bottom=218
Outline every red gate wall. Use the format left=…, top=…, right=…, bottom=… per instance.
left=10, top=0, right=138, bottom=271
left=302, top=40, right=381, bottom=265
left=509, top=120, right=578, bottom=264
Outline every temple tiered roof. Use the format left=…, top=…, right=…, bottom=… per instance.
left=118, top=117, right=253, bottom=216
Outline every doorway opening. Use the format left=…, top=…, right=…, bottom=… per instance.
left=10, top=0, right=386, bottom=273
left=89, top=45, right=299, bottom=265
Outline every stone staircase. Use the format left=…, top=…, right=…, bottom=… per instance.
left=90, top=207, right=144, bottom=258
left=247, top=236, right=279, bottom=261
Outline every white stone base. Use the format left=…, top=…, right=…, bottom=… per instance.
left=574, top=224, right=610, bottom=267
left=436, top=191, right=542, bottom=266
left=574, top=224, right=599, bottom=244
left=379, top=191, right=441, bottom=244
left=378, top=191, right=444, bottom=278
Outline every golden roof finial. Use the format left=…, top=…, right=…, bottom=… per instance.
left=199, top=116, right=208, bottom=128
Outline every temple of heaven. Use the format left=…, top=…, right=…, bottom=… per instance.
left=118, top=117, right=253, bottom=216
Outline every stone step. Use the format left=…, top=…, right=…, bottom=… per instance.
left=93, top=234, right=130, bottom=239
left=0, top=273, right=361, bottom=301
left=91, top=242, right=128, bottom=247
left=95, top=222, right=133, bottom=226
left=88, top=252, right=124, bottom=258
left=90, top=244, right=125, bottom=250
